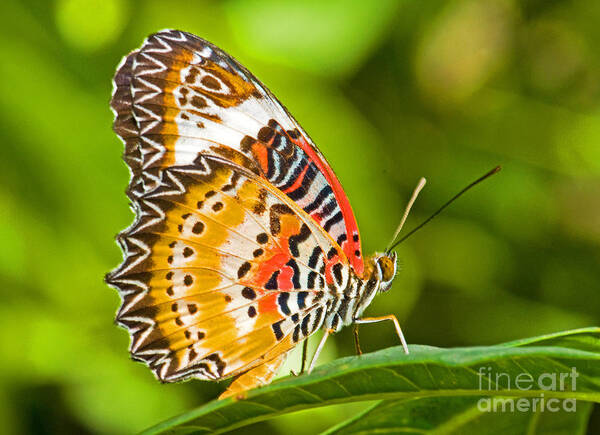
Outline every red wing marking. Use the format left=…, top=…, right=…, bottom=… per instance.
left=290, top=134, right=363, bottom=275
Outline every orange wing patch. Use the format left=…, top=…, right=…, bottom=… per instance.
left=181, top=59, right=261, bottom=108
left=220, top=351, right=289, bottom=399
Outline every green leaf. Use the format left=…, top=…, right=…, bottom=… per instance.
left=140, top=327, right=600, bottom=434
left=225, top=0, right=404, bottom=77
left=326, top=330, right=597, bottom=435
left=322, top=397, right=593, bottom=435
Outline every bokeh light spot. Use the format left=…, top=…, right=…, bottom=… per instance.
left=415, top=0, right=515, bottom=107
left=55, top=0, right=127, bottom=52
left=524, top=20, right=585, bottom=93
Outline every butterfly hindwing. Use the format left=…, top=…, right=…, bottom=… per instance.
left=106, top=155, right=350, bottom=387
left=110, top=29, right=364, bottom=274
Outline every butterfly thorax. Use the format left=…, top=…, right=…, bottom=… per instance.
left=323, top=252, right=398, bottom=332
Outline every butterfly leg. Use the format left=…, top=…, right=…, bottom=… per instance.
left=219, top=352, right=288, bottom=400
left=300, top=338, right=308, bottom=374
left=355, top=315, right=409, bottom=354
left=290, top=339, right=309, bottom=376
left=353, top=324, right=363, bottom=356
left=308, top=329, right=334, bottom=374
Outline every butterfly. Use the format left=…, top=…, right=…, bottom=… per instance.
left=106, top=29, right=409, bottom=400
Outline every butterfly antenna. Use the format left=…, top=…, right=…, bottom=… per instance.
left=387, top=166, right=501, bottom=252
left=385, top=177, right=427, bottom=253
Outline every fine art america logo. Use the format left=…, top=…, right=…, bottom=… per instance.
left=477, top=367, right=578, bottom=412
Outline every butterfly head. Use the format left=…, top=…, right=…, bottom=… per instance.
left=372, top=251, right=397, bottom=292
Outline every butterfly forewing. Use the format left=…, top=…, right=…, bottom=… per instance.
left=110, top=29, right=364, bottom=273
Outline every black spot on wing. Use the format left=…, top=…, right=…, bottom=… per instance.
left=292, top=324, right=301, bottom=343
left=303, top=185, right=332, bottom=214
left=277, top=293, right=291, bottom=315
left=307, top=271, right=318, bottom=289
left=301, top=314, right=311, bottom=337
left=257, top=233, right=269, bottom=244
left=242, top=287, right=256, bottom=300
left=308, top=246, right=323, bottom=269
left=297, top=291, right=308, bottom=309
left=192, top=221, right=205, bottom=234
left=321, top=198, right=338, bottom=218
left=337, top=298, right=349, bottom=321
left=237, top=261, right=251, bottom=279
left=323, top=211, right=343, bottom=232
left=312, top=307, right=324, bottom=331
left=287, top=164, right=318, bottom=201
left=286, top=259, right=301, bottom=289
left=332, top=263, right=344, bottom=286
left=288, top=224, right=311, bottom=257
left=272, top=320, right=284, bottom=341
left=265, top=270, right=279, bottom=290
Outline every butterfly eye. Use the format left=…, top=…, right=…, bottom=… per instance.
left=377, top=256, right=396, bottom=282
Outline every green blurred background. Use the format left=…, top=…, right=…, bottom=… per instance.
left=1, top=0, right=599, bottom=433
